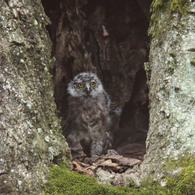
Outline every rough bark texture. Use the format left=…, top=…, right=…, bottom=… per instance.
left=0, top=0, right=71, bottom=194
left=139, top=0, right=195, bottom=179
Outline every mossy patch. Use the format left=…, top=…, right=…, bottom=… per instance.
left=152, top=0, right=189, bottom=14
left=190, top=56, right=195, bottom=66
left=43, top=156, right=195, bottom=195
left=43, top=164, right=138, bottom=195
left=164, top=166, right=195, bottom=194
left=149, top=0, right=190, bottom=38
left=170, top=0, right=190, bottom=14
left=142, top=155, right=195, bottom=195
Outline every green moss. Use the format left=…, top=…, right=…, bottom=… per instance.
left=170, top=0, right=190, bottom=14
left=161, top=156, right=195, bottom=195
left=164, top=52, right=178, bottom=75
left=169, top=52, right=176, bottom=58
left=190, top=56, right=195, bottom=66
left=149, top=0, right=190, bottom=38
left=152, top=0, right=169, bottom=11
left=152, top=0, right=189, bottom=14
left=43, top=164, right=138, bottom=195
left=141, top=156, right=195, bottom=195
left=162, top=155, right=195, bottom=170
left=43, top=156, right=195, bottom=195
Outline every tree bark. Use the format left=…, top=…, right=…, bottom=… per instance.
left=140, top=0, right=195, bottom=179
left=0, top=0, right=71, bottom=194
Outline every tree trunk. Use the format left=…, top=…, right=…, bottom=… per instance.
left=140, top=0, right=195, bottom=179
left=0, top=0, right=71, bottom=194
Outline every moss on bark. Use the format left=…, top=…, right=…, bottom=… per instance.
left=149, top=0, right=190, bottom=38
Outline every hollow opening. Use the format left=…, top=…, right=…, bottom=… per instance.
left=42, top=0, right=151, bottom=164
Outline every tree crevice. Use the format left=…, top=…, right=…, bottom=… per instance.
left=42, top=0, right=151, bottom=163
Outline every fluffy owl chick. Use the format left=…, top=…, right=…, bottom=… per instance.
left=110, top=98, right=122, bottom=118
left=64, top=72, right=111, bottom=158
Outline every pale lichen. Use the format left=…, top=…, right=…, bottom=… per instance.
left=142, top=0, right=195, bottom=180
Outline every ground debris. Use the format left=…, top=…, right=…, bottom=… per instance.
left=72, top=149, right=142, bottom=177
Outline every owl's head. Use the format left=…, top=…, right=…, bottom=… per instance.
left=67, top=72, right=104, bottom=97
left=110, top=98, right=122, bottom=117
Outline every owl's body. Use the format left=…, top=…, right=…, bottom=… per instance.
left=64, top=72, right=111, bottom=158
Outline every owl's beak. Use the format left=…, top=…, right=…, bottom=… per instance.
left=85, top=84, right=90, bottom=94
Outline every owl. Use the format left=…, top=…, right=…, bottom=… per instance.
left=110, top=98, right=122, bottom=118
left=63, top=72, right=112, bottom=159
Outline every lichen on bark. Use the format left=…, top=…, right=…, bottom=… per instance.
left=149, top=0, right=190, bottom=38
left=139, top=0, right=195, bottom=179
left=0, top=0, right=71, bottom=194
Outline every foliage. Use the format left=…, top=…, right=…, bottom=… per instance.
left=43, top=156, right=195, bottom=195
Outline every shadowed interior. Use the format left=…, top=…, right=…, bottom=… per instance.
left=42, top=0, right=152, bottom=161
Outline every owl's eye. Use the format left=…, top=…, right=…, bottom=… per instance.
left=91, top=82, right=96, bottom=87
left=78, top=82, right=83, bottom=88
left=111, top=100, right=116, bottom=105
